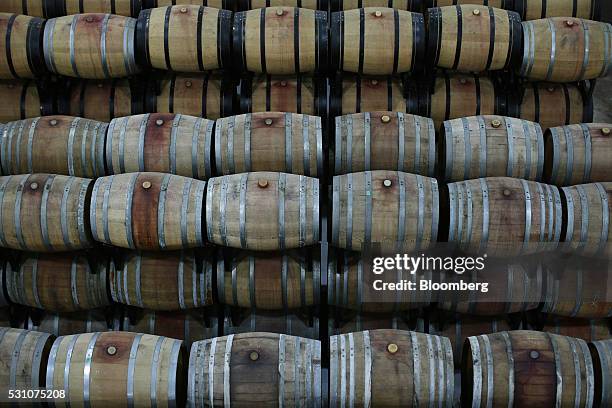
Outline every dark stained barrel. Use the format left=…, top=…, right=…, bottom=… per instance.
left=0, top=80, right=51, bottom=123
left=514, top=0, right=601, bottom=20
left=0, top=13, right=46, bottom=79
left=328, top=312, right=412, bottom=335
left=589, top=339, right=612, bottom=408
left=223, top=308, right=320, bottom=338
left=541, top=316, right=611, bottom=342
left=53, top=0, right=144, bottom=17
left=25, top=309, right=119, bottom=335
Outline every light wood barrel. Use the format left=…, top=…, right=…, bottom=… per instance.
left=152, top=73, right=234, bottom=120
left=519, top=82, right=593, bottom=130
left=90, top=172, right=206, bottom=250
left=0, top=13, right=45, bottom=79
left=110, top=250, right=213, bottom=310
left=332, top=170, right=439, bottom=251
left=54, top=0, right=144, bottom=17
left=234, top=7, right=327, bottom=74
left=542, top=316, right=611, bottom=342
left=330, top=8, right=424, bottom=75
left=26, top=309, right=118, bottom=336
left=334, top=111, right=436, bottom=176
left=0, top=328, right=54, bottom=398
left=215, top=112, right=323, bottom=177
left=123, top=309, right=218, bottom=348
left=223, top=309, right=320, bottom=338
left=562, top=182, right=612, bottom=258
left=544, top=123, right=612, bottom=186
left=6, top=253, right=109, bottom=312
left=106, top=113, right=214, bottom=180
left=442, top=115, right=544, bottom=182
left=463, top=330, right=595, bottom=407
left=427, top=5, right=522, bottom=72
left=423, top=0, right=510, bottom=8
left=145, top=0, right=234, bottom=10
left=136, top=5, right=231, bottom=72
left=240, top=74, right=326, bottom=116
left=589, top=339, right=612, bottom=408
left=0, top=0, right=53, bottom=18
left=43, top=14, right=138, bottom=79
left=445, top=177, right=562, bottom=257
left=206, top=172, right=319, bottom=250
left=330, top=329, right=454, bottom=407
left=0, top=115, right=107, bottom=178
left=0, top=174, right=94, bottom=252
left=0, top=80, right=50, bottom=122
left=216, top=250, right=320, bottom=310
left=329, top=312, right=412, bottom=335
left=243, top=0, right=325, bottom=11
left=515, top=0, right=601, bottom=20
left=46, top=331, right=185, bottom=407
left=188, top=332, right=322, bottom=407
left=520, top=18, right=612, bottom=82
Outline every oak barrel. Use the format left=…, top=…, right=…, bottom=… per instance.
left=589, top=339, right=612, bottom=408
left=331, top=0, right=420, bottom=11
left=444, top=177, right=562, bottom=257
left=188, top=332, right=321, bottom=406
left=25, top=309, right=118, bottom=336
left=514, top=0, right=601, bottom=21
left=106, top=113, right=214, bottom=179
left=423, top=0, right=511, bottom=7
left=544, top=123, right=612, bottom=186
left=145, top=0, right=234, bottom=10
left=0, top=80, right=51, bottom=123
left=223, top=309, right=320, bottom=338
left=54, top=0, right=144, bottom=17
left=110, top=250, right=213, bottom=310
left=329, top=312, right=412, bottom=335
left=462, top=330, right=595, bottom=407
left=427, top=5, right=522, bottom=72
left=0, top=0, right=54, bottom=18
left=43, top=14, right=138, bottom=79
left=441, top=115, right=544, bottom=182
left=216, top=250, right=320, bottom=310
left=0, top=13, right=45, bottom=79
left=334, top=111, right=436, bottom=176
left=215, top=112, right=323, bottom=177
left=330, top=8, right=425, bottom=75
left=243, top=0, right=326, bottom=10
left=234, top=7, right=327, bottom=74
left=136, top=5, right=231, bottom=72
left=206, top=172, right=320, bottom=250
left=90, top=172, right=206, bottom=250
left=0, top=328, right=54, bottom=398
left=520, top=18, right=612, bottom=82
left=46, top=331, right=185, bottom=407
left=0, top=115, right=107, bottom=178
left=0, top=174, right=94, bottom=252
left=6, top=252, right=109, bottom=312
left=332, top=170, right=439, bottom=251
left=542, top=316, right=611, bottom=342
left=330, top=329, right=454, bottom=407
left=240, top=74, right=326, bottom=116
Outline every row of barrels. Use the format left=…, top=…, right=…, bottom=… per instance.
left=2, top=6, right=610, bottom=78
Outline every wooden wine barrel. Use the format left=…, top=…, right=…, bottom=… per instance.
left=463, top=330, right=595, bottom=407
left=0, top=0, right=54, bottom=18
left=54, top=0, right=144, bottom=17
left=442, top=115, right=544, bottom=182
left=242, top=0, right=326, bottom=11
left=520, top=18, right=612, bottom=82
left=423, top=0, right=511, bottom=7
left=562, top=183, right=612, bottom=258
left=0, top=115, right=107, bottom=178
left=234, top=7, right=327, bottom=74
left=151, top=73, right=234, bottom=120
left=0, top=13, right=45, bottom=79
left=206, top=172, right=319, bottom=250
left=331, top=0, right=420, bottom=10
left=332, top=170, right=439, bottom=251
left=330, top=330, right=454, bottom=407
left=544, top=123, right=612, bottom=186
left=330, top=75, right=419, bottom=118
left=422, top=73, right=507, bottom=128
left=188, top=332, right=322, bottom=407
left=541, top=316, right=611, bottom=342
left=26, top=309, right=118, bottom=336
left=240, top=74, right=326, bottom=116
left=445, top=177, right=562, bottom=257
left=90, top=172, right=206, bottom=250
left=123, top=309, right=218, bottom=348
left=0, top=80, right=51, bottom=123
left=60, top=79, right=144, bottom=122
left=514, top=0, right=601, bottom=20
left=106, top=113, right=214, bottom=179
left=519, top=82, right=593, bottom=130
left=136, top=5, right=232, bottom=72
left=330, top=8, right=424, bottom=75
left=46, top=331, right=185, bottom=406
left=0, top=174, right=94, bottom=252
left=110, top=250, right=213, bottom=310
left=589, top=339, right=612, bottom=408
left=6, top=253, right=109, bottom=312
left=427, top=5, right=522, bottom=72
left=334, top=111, right=436, bottom=176
left=328, top=251, right=432, bottom=311
left=0, top=328, right=54, bottom=396
left=215, top=112, right=323, bottom=177
left=145, top=0, right=234, bottom=10
left=223, top=308, right=319, bottom=338
left=216, top=250, right=320, bottom=310
left=329, top=312, right=412, bottom=335
left=43, top=14, right=138, bottom=79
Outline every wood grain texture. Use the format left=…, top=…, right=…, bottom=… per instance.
left=0, top=0, right=50, bottom=17
left=0, top=13, right=45, bottom=79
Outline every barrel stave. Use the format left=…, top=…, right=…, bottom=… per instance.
left=0, top=13, right=46, bottom=79
left=589, top=339, right=611, bottom=408
left=516, top=0, right=601, bottom=20
left=223, top=309, right=319, bottom=338
left=0, top=81, right=47, bottom=122
left=57, top=0, right=143, bottom=17
left=0, top=1, right=51, bottom=18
